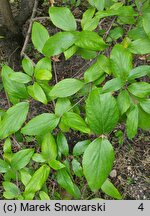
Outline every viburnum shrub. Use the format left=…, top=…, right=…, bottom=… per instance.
left=0, top=0, right=150, bottom=200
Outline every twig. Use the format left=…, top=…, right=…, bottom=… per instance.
left=20, top=0, right=39, bottom=58
left=103, top=17, right=116, bottom=40
left=53, top=62, right=58, bottom=83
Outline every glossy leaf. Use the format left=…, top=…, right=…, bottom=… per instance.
left=11, top=149, right=34, bottom=170
left=22, top=58, right=34, bottom=76
left=0, top=102, right=29, bottom=139
left=32, top=22, right=49, bottom=53
left=103, top=78, right=124, bottom=93
left=28, top=82, right=47, bottom=104
left=62, top=112, right=90, bottom=134
left=43, top=32, right=77, bottom=57
left=49, top=78, right=84, bottom=98
left=128, top=37, right=150, bottom=54
left=128, top=65, right=150, bottom=80
left=9, top=72, right=32, bottom=83
left=83, top=138, right=114, bottom=191
left=126, top=105, right=139, bottom=139
left=140, top=99, right=150, bottom=114
left=49, top=7, right=77, bottom=31
left=86, top=89, right=119, bottom=134
left=49, top=159, right=65, bottom=170
left=128, top=82, right=150, bottom=98
left=64, top=45, right=78, bottom=60
left=110, top=44, right=132, bottom=80
left=21, top=113, right=60, bottom=136
left=75, top=31, right=107, bottom=51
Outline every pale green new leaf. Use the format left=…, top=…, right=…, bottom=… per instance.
left=0, top=159, right=10, bottom=173
left=49, top=78, right=84, bottom=98
left=28, top=82, right=47, bottom=104
left=0, top=102, right=29, bottom=139
left=11, top=149, right=34, bottom=170
left=3, top=182, right=20, bottom=199
left=24, top=165, right=50, bottom=199
left=22, top=58, right=34, bottom=76
left=83, top=138, right=114, bottom=191
left=86, top=89, right=119, bottom=134
left=101, top=179, right=122, bottom=200
left=32, top=22, right=49, bottom=53
left=20, top=169, right=32, bottom=186
left=48, top=159, right=65, bottom=170
left=126, top=105, right=139, bottom=139
left=39, top=191, right=50, bottom=200
left=41, top=133, right=57, bottom=161
left=49, top=7, right=77, bottom=31
left=21, top=113, right=60, bottom=136
left=35, top=57, right=52, bottom=81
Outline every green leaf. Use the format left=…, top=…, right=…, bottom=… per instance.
left=49, top=78, right=84, bottom=98
left=110, top=44, right=132, bottom=80
left=0, top=159, right=10, bottom=173
left=83, top=138, right=114, bottom=191
left=3, top=182, right=20, bottom=199
left=126, top=105, right=139, bottom=139
left=140, top=99, right=150, bottom=114
left=22, top=58, right=34, bottom=76
left=101, top=179, right=122, bottom=200
left=57, top=132, right=69, bottom=156
left=64, top=45, right=78, bottom=60
left=56, top=168, right=80, bottom=199
left=3, top=138, right=12, bottom=154
left=9, top=72, right=32, bottom=83
left=49, top=7, right=77, bottom=31
left=138, top=106, right=150, bottom=130
left=41, top=133, right=57, bottom=161
left=62, top=112, right=90, bottom=134
left=86, top=89, right=119, bottom=134
left=32, top=153, right=46, bottom=163
left=0, top=102, right=29, bottom=139
left=20, top=169, right=32, bottom=186
left=43, top=32, right=77, bottom=57
left=28, top=82, right=47, bottom=104
left=1, top=66, right=28, bottom=103
left=84, top=59, right=104, bottom=83
left=55, top=98, right=71, bottom=117
left=39, top=191, right=50, bottom=200
left=128, top=37, right=150, bottom=54
left=128, top=82, right=150, bottom=98
left=107, top=27, right=124, bottom=42
left=32, top=22, right=49, bottom=53
left=128, top=65, right=150, bottom=80
left=117, top=90, right=131, bottom=115
left=24, top=165, right=50, bottom=199
left=72, top=159, right=83, bottom=177
left=103, top=78, right=124, bottom=93
left=73, top=140, right=91, bottom=156
left=75, top=31, right=107, bottom=51
left=35, top=57, right=52, bottom=81
left=97, top=55, right=111, bottom=75
left=21, top=113, right=60, bottom=136
left=87, top=0, right=105, bottom=10
left=49, top=159, right=65, bottom=170
left=81, top=8, right=99, bottom=31
left=11, top=149, right=34, bottom=170
left=143, top=13, right=150, bottom=38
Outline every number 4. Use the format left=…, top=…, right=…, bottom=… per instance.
left=138, top=203, right=144, bottom=211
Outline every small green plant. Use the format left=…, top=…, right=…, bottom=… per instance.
left=0, top=0, right=150, bottom=200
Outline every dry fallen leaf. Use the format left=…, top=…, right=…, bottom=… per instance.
left=52, top=55, right=61, bottom=62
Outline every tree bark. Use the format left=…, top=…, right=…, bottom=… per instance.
left=0, top=0, right=19, bottom=35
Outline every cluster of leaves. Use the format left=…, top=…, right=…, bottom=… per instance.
left=0, top=0, right=150, bottom=200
